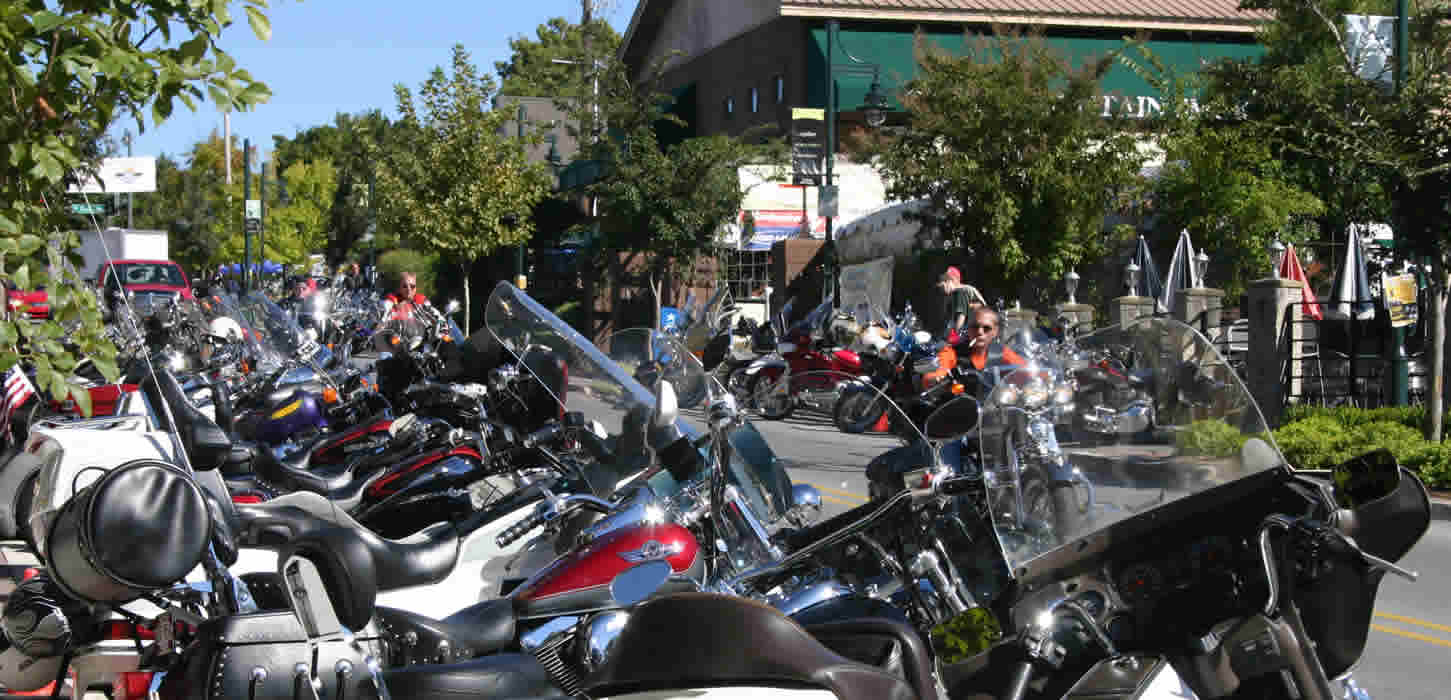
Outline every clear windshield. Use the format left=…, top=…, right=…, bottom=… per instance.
left=233, top=291, right=330, bottom=368
left=202, top=293, right=286, bottom=372
left=983, top=317, right=1286, bottom=573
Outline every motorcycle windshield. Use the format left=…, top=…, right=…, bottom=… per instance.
left=235, top=291, right=333, bottom=369
left=484, top=282, right=662, bottom=445
left=203, top=293, right=286, bottom=372
left=982, top=317, right=1287, bottom=574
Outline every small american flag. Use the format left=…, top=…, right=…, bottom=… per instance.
left=2, top=365, right=37, bottom=441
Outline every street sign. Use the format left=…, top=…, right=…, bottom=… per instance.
left=819, top=185, right=839, bottom=219
left=69, top=202, right=107, bottom=216
left=244, top=219, right=261, bottom=234
left=791, top=108, right=825, bottom=186
left=245, top=199, right=262, bottom=220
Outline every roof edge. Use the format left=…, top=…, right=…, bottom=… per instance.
left=619, top=0, right=655, bottom=63
left=778, top=5, right=1264, bottom=34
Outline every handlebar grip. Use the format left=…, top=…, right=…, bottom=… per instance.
left=496, top=508, right=548, bottom=548
left=523, top=422, right=563, bottom=448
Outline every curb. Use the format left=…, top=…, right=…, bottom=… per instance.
left=1433, top=498, right=1451, bottom=522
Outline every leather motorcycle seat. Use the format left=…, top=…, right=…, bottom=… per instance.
left=585, top=593, right=916, bottom=700
left=382, top=653, right=563, bottom=700
left=140, top=369, right=233, bottom=470
left=805, top=617, right=940, bottom=700
left=249, top=443, right=352, bottom=494
left=234, top=491, right=461, bottom=591
left=375, top=597, right=519, bottom=662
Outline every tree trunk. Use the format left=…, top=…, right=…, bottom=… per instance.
left=1428, top=258, right=1447, bottom=442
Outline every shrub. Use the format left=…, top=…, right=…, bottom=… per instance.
left=1178, top=419, right=1251, bottom=457
left=1273, top=407, right=1451, bottom=489
left=1272, top=415, right=1353, bottom=469
left=376, top=249, right=439, bottom=298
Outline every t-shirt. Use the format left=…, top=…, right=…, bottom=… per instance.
left=968, top=344, right=1025, bottom=370
left=944, top=285, right=985, bottom=329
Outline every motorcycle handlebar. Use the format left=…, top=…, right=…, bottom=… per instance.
left=496, top=506, right=549, bottom=548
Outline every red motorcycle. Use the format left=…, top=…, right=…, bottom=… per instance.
left=747, top=297, right=863, bottom=420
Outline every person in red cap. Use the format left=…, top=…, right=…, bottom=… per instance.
left=939, top=266, right=985, bottom=339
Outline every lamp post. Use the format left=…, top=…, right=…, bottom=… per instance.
left=1193, top=251, right=1210, bottom=288
left=823, top=19, right=891, bottom=307
left=1268, top=239, right=1286, bottom=278
left=1126, top=261, right=1141, bottom=296
left=1064, top=269, right=1080, bottom=305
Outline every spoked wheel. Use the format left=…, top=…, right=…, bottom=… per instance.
left=834, top=389, right=887, bottom=434
left=748, top=368, right=793, bottom=420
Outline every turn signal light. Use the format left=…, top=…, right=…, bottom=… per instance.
left=323, top=387, right=340, bottom=404
left=951, top=383, right=965, bottom=395
left=112, top=671, right=156, bottom=700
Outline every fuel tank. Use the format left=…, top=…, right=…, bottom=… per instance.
left=514, top=523, right=702, bottom=619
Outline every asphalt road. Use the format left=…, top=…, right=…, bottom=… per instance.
left=730, top=405, right=1451, bottom=697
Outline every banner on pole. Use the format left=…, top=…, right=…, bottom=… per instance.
left=791, top=108, right=825, bottom=186
left=1382, top=272, right=1418, bottom=328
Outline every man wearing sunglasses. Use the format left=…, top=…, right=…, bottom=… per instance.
left=961, top=307, right=1023, bottom=371
left=383, top=272, right=429, bottom=320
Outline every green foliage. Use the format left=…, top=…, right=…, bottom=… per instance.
left=869, top=30, right=1145, bottom=305
left=271, top=111, right=395, bottom=264
left=1177, top=419, right=1254, bottom=458
left=376, top=249, right=438, bottom=298
left=376, top=45, right=553, bottom=328
left=1274, top=407, right=1451, bottom=489
left=494, top=17, right=620, bottom=98
left=1, top=0, right=274, bottom=413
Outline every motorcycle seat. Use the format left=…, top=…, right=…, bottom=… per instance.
left=249, top=443, right=353, bottom=493
left=585, top=593, right=916, bottom=700
left=383, top=653, right=563, bottom=700
left=375, top=597, right=519, bottom=663
left=805, top=617, right=941, bottom=700
left=140, top=369, right=233, bottom=470
left=235, top=491, right=461, bottom=591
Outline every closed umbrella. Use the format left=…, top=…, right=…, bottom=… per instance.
left=1133, top=235, right=1164, bottom=302
left=1278, top=243, right=1323, bottom=320
left=1160, top=229, right=1200, bottom=314
left=1327, top=232, right=1374, bottom=321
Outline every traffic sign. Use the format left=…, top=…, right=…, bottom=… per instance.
left=69, top=202, right=107, bottom=216
left=245, top=199, right=261, bottom=219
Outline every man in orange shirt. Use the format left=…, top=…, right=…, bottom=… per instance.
left=961, top=307, right=1024, bottom=371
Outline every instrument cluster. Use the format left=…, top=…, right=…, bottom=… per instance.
left=1112, top=535, right=1240, bottom=606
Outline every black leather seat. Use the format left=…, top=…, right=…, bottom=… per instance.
left=234, top=491, right=461, bottom=591
left=375, top=598, right=518, bottom=663
left=140, top=369, right=232, bottom=469
left=585, top=593, right=918, bottom=700
left=383, top=654, right=564, bottom=700
left=805, top=618, right=941, bottom=700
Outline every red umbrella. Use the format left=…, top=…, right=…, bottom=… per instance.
left=1279, top=243, right=1323, bottom=320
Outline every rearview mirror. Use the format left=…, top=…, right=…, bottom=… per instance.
left=1332, top=449, right=1402, bottom=509
left=924, top=396, right=980, bottom=441
left=652, top=381, right=678, bottom=430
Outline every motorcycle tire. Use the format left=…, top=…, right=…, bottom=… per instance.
left=834, top=390, right=886, bottom=434
left=748, top=369, right=793, bottom=420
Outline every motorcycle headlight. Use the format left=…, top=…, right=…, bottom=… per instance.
left=993, top=385, right=1020, bottom=406
left=1020, top=379, right=1050, bottom=409
left=1053, top=382, right=1074, bottom=406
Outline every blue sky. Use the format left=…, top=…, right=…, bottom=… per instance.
left=119, top=0, right=631, bottom=162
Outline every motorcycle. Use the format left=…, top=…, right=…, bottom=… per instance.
left=745, top=296, right=864, bottom=421
left=834, top=303, right=954, bottom=434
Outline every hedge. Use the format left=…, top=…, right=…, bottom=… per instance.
left=1173, top=408, right=1451, bottom=489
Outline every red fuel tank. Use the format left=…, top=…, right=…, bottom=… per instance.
left=514, top=523, right=701, bottom=618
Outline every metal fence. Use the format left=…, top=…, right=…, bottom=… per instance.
left=1280, top=300, right=1428, bottom=409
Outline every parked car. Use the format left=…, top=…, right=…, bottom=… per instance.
left=2, top=281, right=49, bottom=320
left=96, top=259, right=193, bottom=313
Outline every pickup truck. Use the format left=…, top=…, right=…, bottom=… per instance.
left=2, top=281, right=49, bottom=320
left=97, top=259, right=193, bottom=312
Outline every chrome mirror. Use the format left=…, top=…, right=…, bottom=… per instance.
left=786, top=484, right=823, bottom=527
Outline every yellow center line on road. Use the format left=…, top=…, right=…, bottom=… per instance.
left=1375, top=612, right=1451, bottom=636
left=1371, top=623, right=1451, bottom=649
left=801, top=482, right=869, bottom=503
left=817, top=493, right=862, bottom=507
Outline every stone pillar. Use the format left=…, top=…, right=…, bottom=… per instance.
left=1054, top=303, right=1095, bottom=332
left=1109, top=296, right=1155, bottom=326
left=1174, top=288, right=1225, bottom=337
left=1247, top=278, right=1305, bottom=428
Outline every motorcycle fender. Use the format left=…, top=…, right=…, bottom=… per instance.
left=1062, top=656, right=1200, bottom=699
left=743, top=358, right=787, bottom=376
left=0, top=448, right=42, bottom=538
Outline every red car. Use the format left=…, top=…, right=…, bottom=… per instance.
left=2, top=281, right=49, bottom=320
left=97, top=259, right=193, bottom=304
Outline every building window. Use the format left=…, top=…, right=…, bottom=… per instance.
left=719, top=248, right=772, bottom=300
left=724, top=96, right=734, bottom=117
left=750, top=87, right=759, bottom=113
left=775, top=75, right=784, bottom=103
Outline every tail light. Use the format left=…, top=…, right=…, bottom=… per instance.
left=21, top=567, right=40, bottom=581
left=102, top=620, right=156, bottom=641
left=232, top=492, right=266, bottom=504
left=112, top=671, right=156, bottom=700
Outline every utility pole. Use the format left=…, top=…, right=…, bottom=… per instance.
left=516, top=104, right=528, bottom=290
left=243, top=138, right=252, bottom=292
left=1390, top=0, right=1411, bottom=406
left=122, top=130, right=134, bottom=229
left=224, top=113, right=232, bottom=185
left=260, top=158, right=267, bottom=278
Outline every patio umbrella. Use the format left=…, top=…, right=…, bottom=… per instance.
left=1327, top=231, right=1375, bottom=321
left=1160, top=229, right=1200, bottom=314
left=1132, top=235, right=1164, bottom=302
left=1278, top=243, right=1323, bottom=321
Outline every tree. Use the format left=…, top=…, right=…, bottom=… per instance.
left=374, top=44, right=553, bottom=330
left=272, top=110, right=395, bottom=264
left=1, top=0, right=272, bottom=413
left=494, top=16, right=620, bottom=98
left=870, top=30, right=1146, bottom=306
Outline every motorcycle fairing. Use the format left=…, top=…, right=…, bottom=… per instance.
left=743, top=356, right=787, bottom=375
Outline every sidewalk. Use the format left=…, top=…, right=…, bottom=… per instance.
left=1433, top=494, right=1451, bottom=522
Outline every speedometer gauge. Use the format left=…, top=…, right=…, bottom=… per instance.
left=1117, top=563, right=1165, bottom=603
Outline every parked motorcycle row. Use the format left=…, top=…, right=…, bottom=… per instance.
left=0, top=277, right=1432, bottom=700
